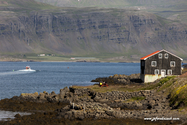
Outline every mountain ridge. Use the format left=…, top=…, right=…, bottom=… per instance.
left=0, top=0, right=187, bottom=61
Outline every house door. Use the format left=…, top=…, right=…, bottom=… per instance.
left=161, top=69, right=166, bottom=77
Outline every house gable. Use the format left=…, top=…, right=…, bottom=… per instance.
left=140, top=49, right=183, bottom=61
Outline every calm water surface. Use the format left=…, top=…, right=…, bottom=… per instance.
left=0, top=62, right=140, bottom=100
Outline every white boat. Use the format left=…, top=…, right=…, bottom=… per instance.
left=19, top=66, right=36, bottom=72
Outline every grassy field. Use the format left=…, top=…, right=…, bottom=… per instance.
left=72, top=76, right=176, bottom=93
left=25, top=56, right=72, bottom=61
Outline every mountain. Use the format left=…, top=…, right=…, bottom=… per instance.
left=34, top=0, right=187, bottom=8
left=0, top=0, right=187, bottom=61
left=35, top=0, right=187, bottom=23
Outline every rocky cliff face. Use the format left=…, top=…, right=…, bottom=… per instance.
left=0, top=4, right=187, bottom=60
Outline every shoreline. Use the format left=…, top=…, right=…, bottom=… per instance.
left=1, top=73, right=187, bottom=124
left=0, top=59, right=186, bottom=63
left=0, top=81, right=186, bottom=124
left=0, top=110, right=31, bottom=121
left=0, top=87, right=184, bottom=125
left=0, top=60, right=140, bottom=63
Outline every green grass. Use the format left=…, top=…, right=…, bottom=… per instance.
left=0, top=0, right=60, bottom=14
left=131, top=96, right=146, bottom=101
left=73, top=81, right=163, bottom=93
left=169, top=78, right=187, bottom=108
left=157, top=79, right=176, bottom=93
left=136, top=76, right=176, bottom=91
left=158, top=76, right=176, bottom=86
left=156, top=15, right=172, bottom=26
left=122, top=96, right=146, bottom=103
left=25, top=56, right=72, bottom=61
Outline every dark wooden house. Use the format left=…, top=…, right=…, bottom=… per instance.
left=140, top=49, right=183, bottom=83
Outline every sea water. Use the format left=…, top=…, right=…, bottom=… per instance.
left=0, top=110, right=31, bottom=121
left=0, top=62, right=140, bottom=120
left=0, top=62, right=140, bottom=100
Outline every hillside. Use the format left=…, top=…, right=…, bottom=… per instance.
left=34, top=0, right=187, bottom=8
left=35, top=0, right=187, bottom=23
left=0, top=0, right=187, bottom=61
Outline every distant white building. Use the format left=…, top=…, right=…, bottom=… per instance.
left=38, top=54, right=45, bottom=56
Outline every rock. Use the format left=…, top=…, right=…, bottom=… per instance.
left=112, top=74, right=119, bottom=79
left=20, top=92, right=38, bottom=99
left=92, top=73, right=142, bottom=84
left=114, top=100, right=121, bottom=103
left=50, top=91, right=56, bottom=95
left=73, top=110, right=84, bottom=120
left=93, top=96, right=101, bottom=102
left=38, top=93, right=46, bottom=101
left=105, top=110, right=114, bottom=116
left=63, top=105, right=71, bottom=110
left=14, top=113, right=21, bottom=118
left=43, top=91, right=48, bottom=95
left=46, top=94, right=58, bottom=103
left=59, top=87, right=69, bottom=99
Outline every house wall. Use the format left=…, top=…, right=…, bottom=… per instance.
left=140, top=60, right=145, bottom=74
left=144, top=51, right=182, bottom=75
left=143, top=74, right=162, bottom=83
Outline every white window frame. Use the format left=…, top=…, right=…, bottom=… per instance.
left=164, top=53, right=169, bottom=59
left=158, top=53, right=162, bottom=59
left=170, top=61, right=176, bottom=67
left=151, top=61, right=157, bottom=67
left=154, top=69, right=159, bottom=75
left=161, top=69, right=166, bottom=77
left=167, top=70, right=172, bottom=75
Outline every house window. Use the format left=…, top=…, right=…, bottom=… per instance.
left=151, top=61, right=157, bottom=67
left=170, top=61, right=175, bottom=67
left=154, top=69, right=159, bottom=75
left=158, top=53, right=162, bottom=59
left=167, top=70, right=172, bottom=75
left=165, top=53, right=169, bottom=59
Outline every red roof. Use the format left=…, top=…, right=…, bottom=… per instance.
left=140, top=50, right=160, bottom=60
left=140, top=49, right=183, bottom=60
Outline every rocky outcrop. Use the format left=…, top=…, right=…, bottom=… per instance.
left=4, top=85, right=187, bottom=124
left=57, top=102, right=185, bottom=121
left=56, top=90, right=186, bottom=123
left=91, top=73, right=142, bottom=84
left=54, top=87, right=186, bottom=123
left=18, top=87, right=168, bottom=111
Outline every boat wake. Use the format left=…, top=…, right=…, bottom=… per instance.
left=0, top=70, right=36, bottom=76
left=18, top=69, right=36, bottom=72
left=0, top=66, right=36, bottom=76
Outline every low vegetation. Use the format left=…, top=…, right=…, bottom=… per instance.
left=169, top=77, right=187, bottom=108
left=74, top=75, right=187, bottom=109
left=73, top=76, right=177, bottom=93
left=131, top=96, right=146, bottom=101
left=158, top=76, right=176, bottom=86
